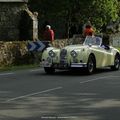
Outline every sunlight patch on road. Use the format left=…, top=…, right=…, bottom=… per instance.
left=84, top=99, right=120, bottom=108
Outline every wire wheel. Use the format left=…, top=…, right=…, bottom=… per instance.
left=86, top=55, right=95, bottom=74
left=111, top=55, right=120, bottom=70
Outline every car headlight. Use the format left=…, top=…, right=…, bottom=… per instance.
left=70, top=50, right=78, bottom=58
left=48, top=50, right=56, bottom=58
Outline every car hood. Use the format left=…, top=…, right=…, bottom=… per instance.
left=63, top=44, right=88, bottom=51
left=45, top=45, right=90, bottom=54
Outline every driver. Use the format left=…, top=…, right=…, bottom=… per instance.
left=101, top=34, right=110, bottom=49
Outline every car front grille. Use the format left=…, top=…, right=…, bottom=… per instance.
left=60, top=49, right=67, bottom=63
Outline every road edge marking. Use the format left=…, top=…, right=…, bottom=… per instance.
left=80, top=75, right=120, bottom=84
left=30, top=68, right=43, bottom=72
left=0, top=72, right=14, bottom=76
left=5, top=86, right=62, bottom=103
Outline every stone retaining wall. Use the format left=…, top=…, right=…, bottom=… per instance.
left=0, top=35, right=119, bottom=67
left=0, top=41, right=28, bottom=66
left=0, top=39, right=67, bottom=67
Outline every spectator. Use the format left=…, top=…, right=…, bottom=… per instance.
left=43, top=25, right=55, bottom=42
left=83, top=20, right=92, bottom=32
left=83, top=25, right=94, bottom=36
left=42, top=21, right=50, bottom=31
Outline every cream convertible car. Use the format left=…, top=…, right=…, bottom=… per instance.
left=41, top=36, right=120, bottom=74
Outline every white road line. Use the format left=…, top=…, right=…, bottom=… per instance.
left=80, top=75, right=120, bottom=84
left=30, top=68, right=43, bottom=72
left=0, top=72, right=14, bottom=76
left=78, top=93, right=97, bottom=95
left=5, top=86, right=62, bottom=103
left=41, top=116, right=78, bottom=119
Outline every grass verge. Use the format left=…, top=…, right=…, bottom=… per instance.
left=0, top=64, right=39, bottom=72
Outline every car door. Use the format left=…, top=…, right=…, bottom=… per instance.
left=92, top=37, right=109, bottom=67
left=97, top=45, right=113, bottom=67
left=94, top=46, right=109, bottom=67
left=102, top=46, right=113, bottom=66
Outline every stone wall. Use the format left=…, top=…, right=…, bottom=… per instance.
left=0, top=2, right=37, bottom=41
left=0, top=41, right=28, bottom=66
left=0, top=2, right=28, bottom=40
left=0, top=40, right=67, bottom=67
left=111, top=33, right=120, bottom=47
left=0, top=35, right=119, bottom=67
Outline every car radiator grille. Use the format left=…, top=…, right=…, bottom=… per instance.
left=60, top=49, right=67, bottom=63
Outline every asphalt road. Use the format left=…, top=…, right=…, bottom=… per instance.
left=0, top=68, right=120, bottom=120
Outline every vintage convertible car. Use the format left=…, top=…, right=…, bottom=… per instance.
left=41, top=35, right=120, bottom=74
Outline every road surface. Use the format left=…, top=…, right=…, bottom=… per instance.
left=0, top=68, right=120, bottom=120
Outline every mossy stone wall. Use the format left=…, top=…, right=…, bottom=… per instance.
left=0, top=40, right=67, bottom=67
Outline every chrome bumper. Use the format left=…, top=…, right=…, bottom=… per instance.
left=41, top=61, right=52, bottom=67
left=71, top=63, right=87, bottom=68
left=42, top=61, right=87, bottom=69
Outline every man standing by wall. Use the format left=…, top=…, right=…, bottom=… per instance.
left=43, top=25, right=55, bottom=42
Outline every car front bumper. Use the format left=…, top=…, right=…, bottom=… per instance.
left=42, top=61, right=87, bottom=69
left=70, top=63, right=87, bottom=68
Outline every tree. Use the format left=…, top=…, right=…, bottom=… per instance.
left=28, top=0, right=119, bottom=36
left=91, top=0, right=119, bottom=28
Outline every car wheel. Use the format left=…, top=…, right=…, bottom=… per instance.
left=44, top=67, right=55, bottom=74
left=111, top=55, right=120, bottom=70
left=86, top=55, right=95, bottom=74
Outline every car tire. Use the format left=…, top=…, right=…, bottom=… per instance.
left=111, top=54, right=120, bottom=71
left=86, top=55, right=95, bottom=74
left=44, top=67, right=55, bottom=74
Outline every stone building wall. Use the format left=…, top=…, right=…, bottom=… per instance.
left=0, top=0, right=37, bottom=41
left=0, top=2, right=28, bottom=41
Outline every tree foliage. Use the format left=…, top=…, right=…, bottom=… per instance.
left=28, top=0, right=119, bottom=33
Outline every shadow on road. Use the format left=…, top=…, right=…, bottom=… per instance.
left=35, top=68, right=118, bottom=76
left=1, top=88, right=120, bottom=120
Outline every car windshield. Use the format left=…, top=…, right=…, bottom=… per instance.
left=84, top=36, right=102, bottom=46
